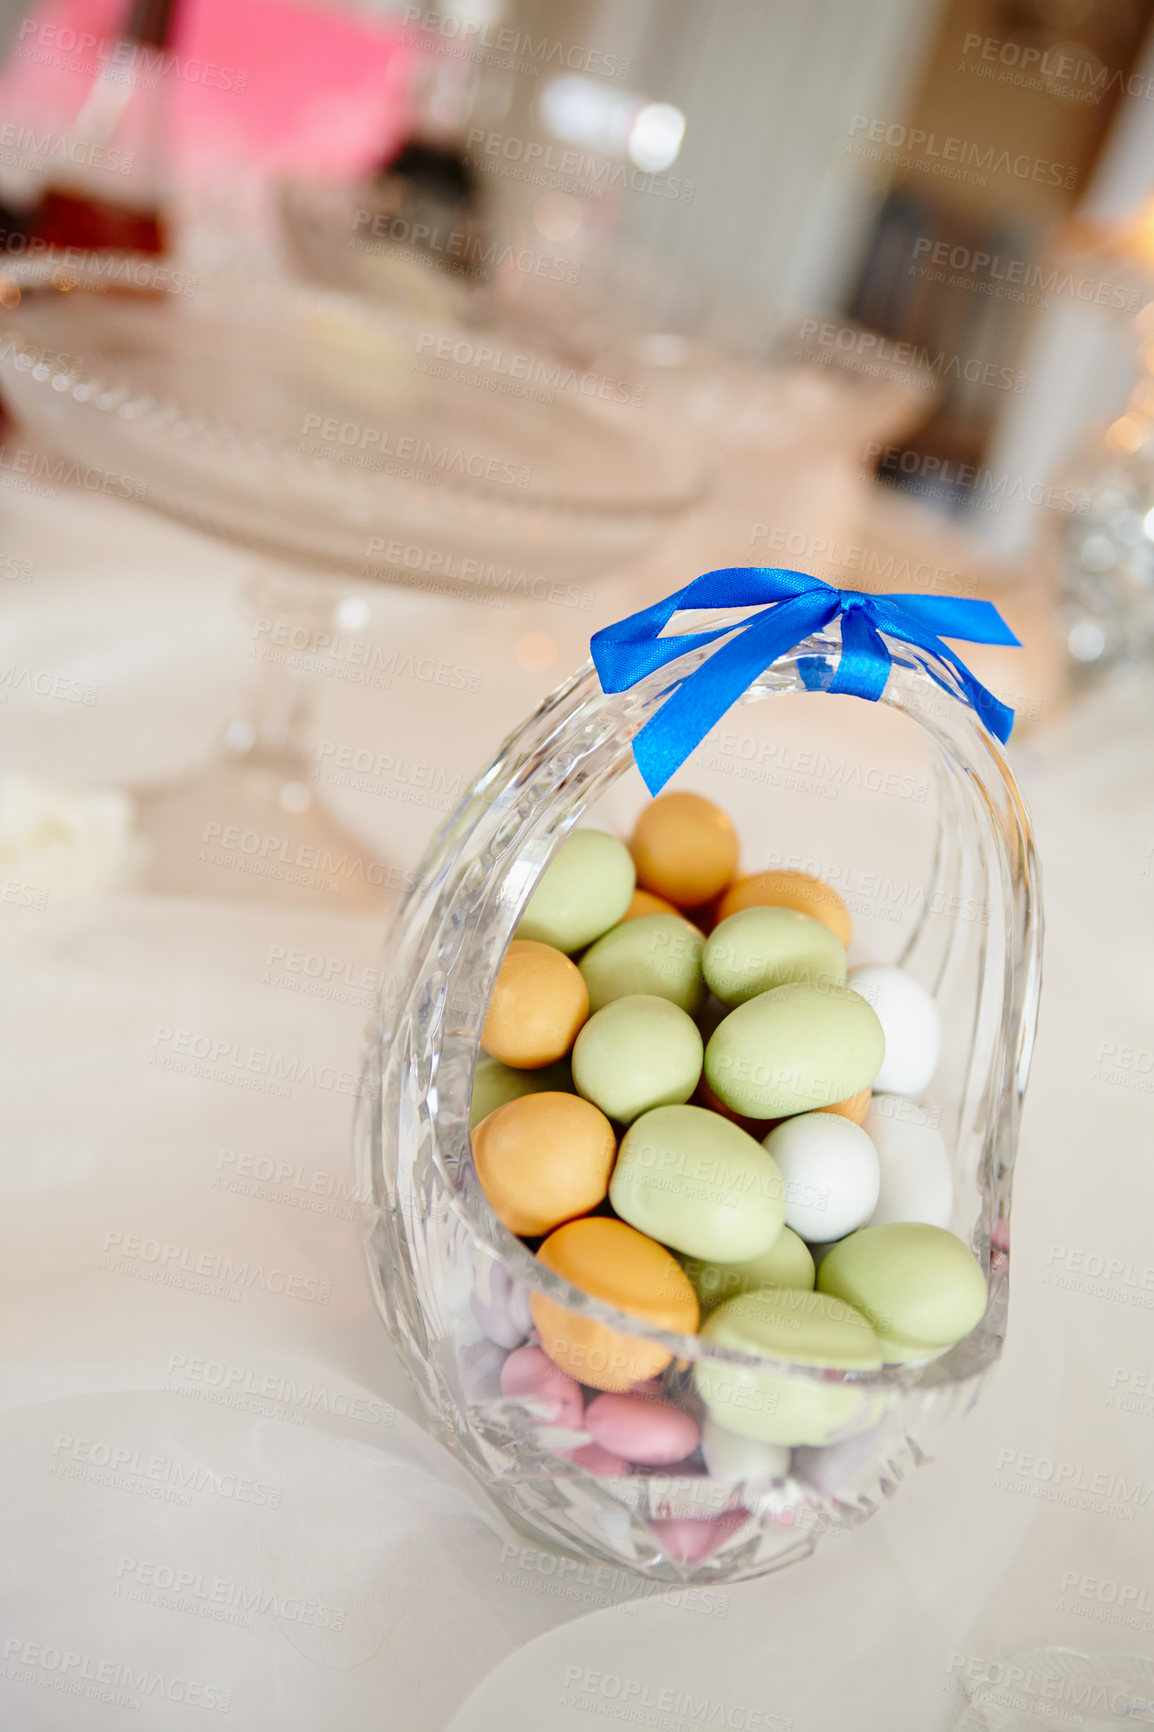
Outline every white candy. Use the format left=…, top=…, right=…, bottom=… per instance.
left=469, top=1260, right=532, bottom=1348
left=762, top=1112, right=880, bottom=1243
left=459, top=1337, right=509, bottom=1401
left=847, top=963, right=940, bottom=1096
left=701, top=1416, right=790, bottom=1483
left=865, top=1095, right=953, bottom=1228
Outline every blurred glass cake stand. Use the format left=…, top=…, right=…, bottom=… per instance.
left=0, top=264, right=708, bottom=905
left=278, top=174, right=791, bottom=393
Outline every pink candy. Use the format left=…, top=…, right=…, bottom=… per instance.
left=649, top=1509, right=749, bottom=1564
left=565, top=1441, right=629, bottom=1477
left=585, top=1393, right=700, bottom=1466
left=499, top=1345, right=584, bottom=1429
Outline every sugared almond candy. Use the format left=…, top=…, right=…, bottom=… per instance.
left=716, top=869, right=852, bottom=946
left=481, top=939, right=588, bottom=1068
left=630, top=792, right=739, bottom=909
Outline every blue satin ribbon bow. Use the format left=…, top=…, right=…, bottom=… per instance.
left=590, top=567, right=1021, bottom=795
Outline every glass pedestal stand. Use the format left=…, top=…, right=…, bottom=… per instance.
left=138, top=565, right=392, bottom=908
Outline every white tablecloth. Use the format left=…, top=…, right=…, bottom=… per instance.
left=3, top=458, right=1154, bottom=1732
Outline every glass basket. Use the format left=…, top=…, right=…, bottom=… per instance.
left=357, top=611, right=1042, bottom=1586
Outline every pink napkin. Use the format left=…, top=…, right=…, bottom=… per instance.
left=0, top=0, right=129, bottom=132
left=170, top=0, right=414, bottom=175
left=0, top=0, right=414, bottom=180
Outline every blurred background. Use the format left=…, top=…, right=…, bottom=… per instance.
left=2, top=0, right=1154, bottom=910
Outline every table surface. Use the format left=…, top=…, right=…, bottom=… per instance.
left=2, top=390, right=1153, bottom=1732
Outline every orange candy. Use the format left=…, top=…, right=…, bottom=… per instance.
left=620, top=888, right=680, bottom=922
left=757, top=1089, right=873, bottom=1138
left=481, top=939, right=588, bottom=1068
left=471, top=1092, right=616, bottom=1237
left=819, top=1087, right=872, bottom=1126
left=630, top=793, right=738, bottom=910
left=693, top=1078, right=771, bottom=1141
left=723, top=1086, right=870, bottom=1138
left=716, top=869, right=852, bottom=946
left=531, top=1217, right=699, bottom=1392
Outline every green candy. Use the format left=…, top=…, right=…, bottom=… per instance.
left=469, top=1054, right=572, bottom=1129
left=579, top=913, right=706, bottom=1016
left=703, top=907, right=847, bottom=1006
left=696, top=1288, right=883, bottom=1446
left=818, top=1222, right=987, bottom=1362
left=705, top=981, right=885, bottom=1119
left=572, top=994, right=702, bottom=1125
left=516, top=828, right=635, bottom=953
left=610, top=1104, right=786, bottom=1262
left=683, top=1227, right=815, bottom=1317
